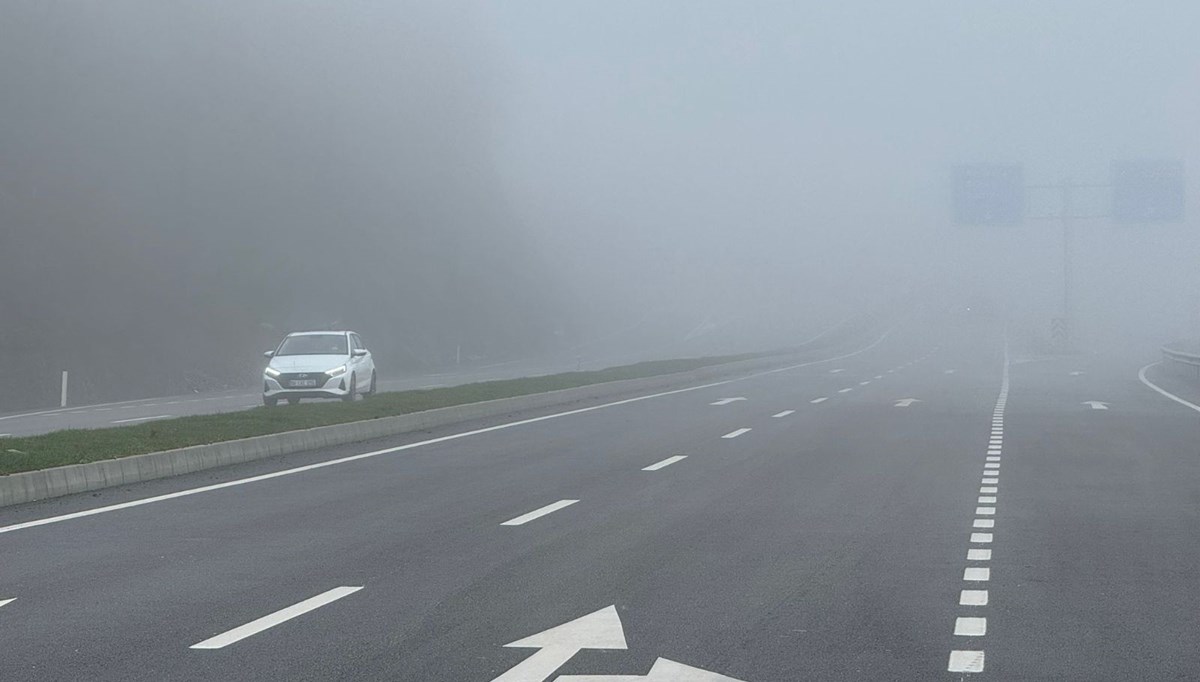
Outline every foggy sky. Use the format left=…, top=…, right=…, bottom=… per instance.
left=2, top=1, right=1199, bottom=407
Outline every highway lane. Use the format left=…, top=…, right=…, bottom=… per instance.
left=982, top=354, right=1200, bottom=680
left=3, top=316, right=1196, bottom=680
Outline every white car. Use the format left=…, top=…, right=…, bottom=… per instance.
left=262, top=331, right=377, bottom=406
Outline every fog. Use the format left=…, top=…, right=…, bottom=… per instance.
left=2, top=1, right=1199, bottom=409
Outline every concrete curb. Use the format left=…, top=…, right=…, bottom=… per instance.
left=0, top=351, right=822, bottom=509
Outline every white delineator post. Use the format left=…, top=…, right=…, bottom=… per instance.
left=60, top=371, right=68, bottom=407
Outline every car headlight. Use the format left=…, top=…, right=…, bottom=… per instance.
left=326, top=365, right=347, bottom=377
left=264, top=367, right=281, bottom=378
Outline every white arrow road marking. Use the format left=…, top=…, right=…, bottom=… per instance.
left=893, top=398, right=922, bottom=407
left=190, top=586, right=362, bottom=649
left=709, top=398, right=747, bottom=406
left=1082, top=401, right=1109, bottom=410
left=111, top=414, right=173, bottom=425
left=0, top=598, right=14, bottom=609
left=492, top=606, right=627, bottom=682
left=557, top=657, right=748, bottom=681
left=502, top=500, right=579, bottom=526
left=642, top=455, right=687, bottom=471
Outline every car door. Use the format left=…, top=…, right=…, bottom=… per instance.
left=352, top=333, right=372, bottom=379
left=351, top=333, right=372, bottom=381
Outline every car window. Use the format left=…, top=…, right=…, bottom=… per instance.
left=276, top=334, right=348, bottom=356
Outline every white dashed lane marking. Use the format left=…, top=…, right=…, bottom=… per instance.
left=642, top=455, right=687, bottom=471
left=501, top=500, right=579, bottom=526
left=772, top=410, right=794, bottom=418
left=810, top=397, right=829, bottom=404
left=948, top=342, right=1009, bottom=674
left=721, top=428, right=752, bottom=439
left=190, top=586, right=362, bottom=649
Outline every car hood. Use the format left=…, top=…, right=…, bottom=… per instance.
left=268, top=355, right=348, bottom=373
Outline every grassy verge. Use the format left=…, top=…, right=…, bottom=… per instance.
left=0, top=354, right=752, bottom=476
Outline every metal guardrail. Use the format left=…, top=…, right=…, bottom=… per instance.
left=1163, top=346, right=1200, bottom=365
left=1162, top=345, right=1200, bottom=380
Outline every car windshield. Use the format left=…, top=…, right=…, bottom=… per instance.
left=276, top=334, right=347, bottom=357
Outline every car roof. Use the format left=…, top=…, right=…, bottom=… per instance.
left=287, top=330, right=354, bottom=337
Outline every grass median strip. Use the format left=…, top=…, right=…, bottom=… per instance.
left=0, top=355, right=749, bottom=476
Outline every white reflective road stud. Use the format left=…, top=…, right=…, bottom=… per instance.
left=954, top=617, right=987, bottom=636
left=959, top=590, right=988, bottom=606
left=948, top=650, right=985, bottom=673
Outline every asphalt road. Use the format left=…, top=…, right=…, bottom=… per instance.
left=2, top=315, right=1199, bottom=680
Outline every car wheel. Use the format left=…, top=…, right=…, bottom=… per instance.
left=366, top=371, right=377, bottom=397
left=287, top=398, right=299, bottom=406
left=343, top=374, right=357, bottom=402
left=263, top=395, right=278, bottom=407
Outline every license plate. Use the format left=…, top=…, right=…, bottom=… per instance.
left=289, top=379, right=318, bottom=387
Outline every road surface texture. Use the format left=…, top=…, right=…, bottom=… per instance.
left=2, top=313, right=1198, bottom=680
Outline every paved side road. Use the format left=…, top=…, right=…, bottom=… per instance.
left=0, top=352, right=675, bottom=438
left=1, top=317, right=1198, bottom=680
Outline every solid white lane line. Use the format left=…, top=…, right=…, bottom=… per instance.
left=954, top=617, right=987, bottom=636
left=970, top=533, right=993, bottom=543
left=810, top=397, right=829, bottom=404
left=642, top=455, right=687, bottom=471
left=960, top=590, right=988, bottom=606
left=501, top=500, right=579, bottom=526
left=111, top=415, right=173, bottom=425
left=948, top=650, right=985, bottom=673
left=190, top=586, right=362, bottom=650
left=722, top=428, right=752, bottom=439
left=772, top=410, right=795, bottom=418
left=973, top=519, right=995, bottom=528
left=838, top=388, right=853, bottom=393
left=1139, top=362, right=1200, bottom=413
left=964, top=567, right=990, bottom=581
left=967, top=549, right=992, bottom=561
left=0, top=328, right=900, bottom=535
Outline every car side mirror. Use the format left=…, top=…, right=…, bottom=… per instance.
left=351, top=348, right=368, bottom=357
left=264, top=350, right=275, bottom=358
